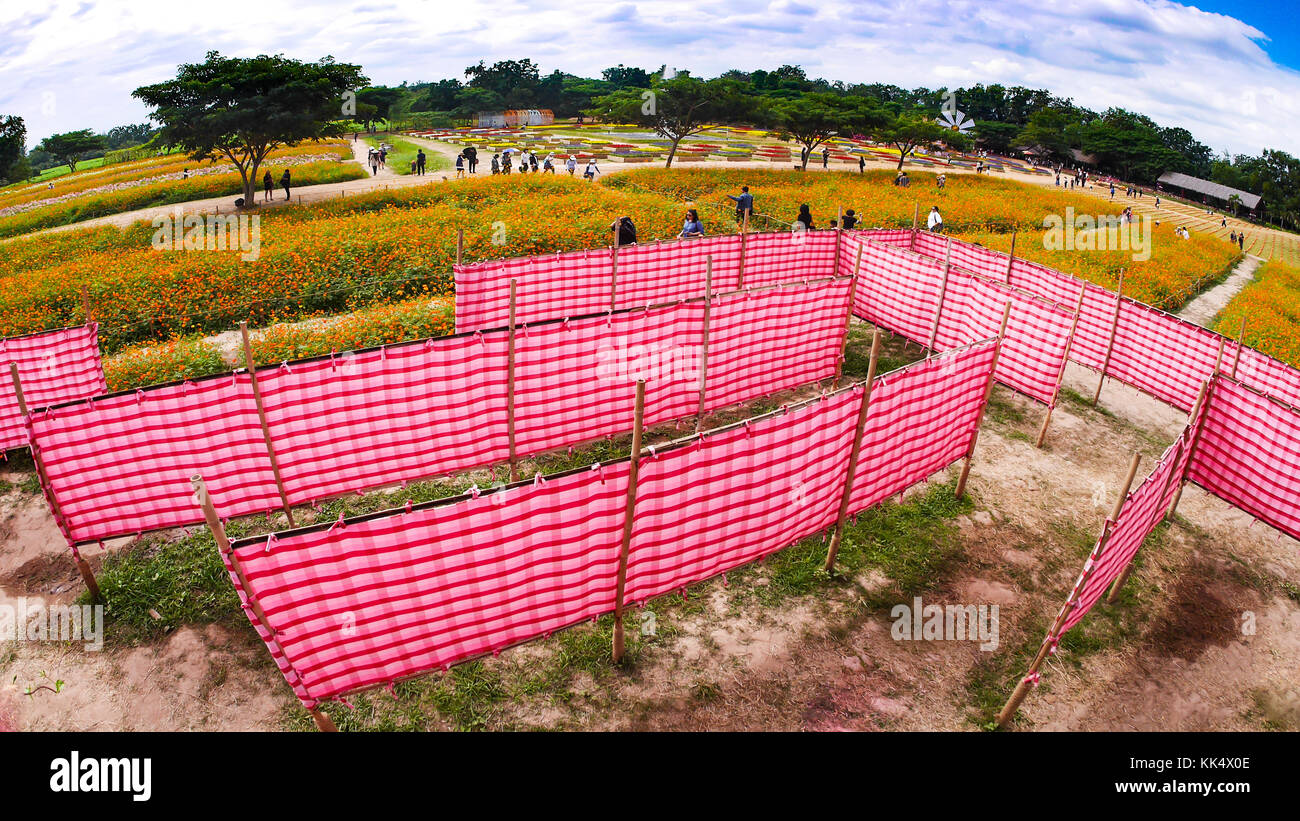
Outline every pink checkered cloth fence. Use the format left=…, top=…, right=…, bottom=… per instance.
left=453, top=233, right=840, bottom=332
left=867, top=229, right=1300, bottom=415
left=839, top=234, right=1074, bottom=404
left=32, top=279, right=852, bottom=544
left=1058, top=428, right=1194, bottom=635
left=224, top=339, right=999, bottom=706
left=0, top=325, right=105, bottom=454
left=1185, top=376, right=1300, bottom=542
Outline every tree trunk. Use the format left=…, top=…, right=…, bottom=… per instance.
left=242, top=162, right=257, bottom=207
left=665, top=136, right=681, bottom=168
left=896, top=150, right=905, bottom=172
left=801, top=143, right=811, bottom=170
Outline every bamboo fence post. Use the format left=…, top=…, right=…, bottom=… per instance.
left=612, top=380, right=646, bottom=663
left=695, top=259, right=713, bottom=432
left=11, top=364, right=100, bottom=600
left=610, top=240, right=620, bottom=312
left=926, top=238, right=953, bottom=352
left=507, top=279, right=519, bottom=482
left=996, top=452, right=1142, bottom=728
left=455, top=228, right=464, bottom=267
left=1035, top=286, right=1087, bottom=449
left=833, top=206, right=843, bottom=273
left=81, top=286, right=92, bottom=325
left=738, top=211, right=749, bottom=289
left=1231, top=315, right=1247, bottom=379
left=1092, top=270, right=1125, bottom=406
left=956, top=302, right=1012, bottom=499
left=910, top=203, right=919, bottom=249
left=1212, top=337, right=1226, bottom=376
left=1165, top=380, right=1213, bottom=522
left=1107, top=438, right=1185, bottom=603
left=836, top=246, right=863, bottom=383
left=824, top=330, right=881, bottom=573
left=240, top=322, right=295, bottom=527
left=191, top=475, right=335, bottom=732
left=1004, top=231, right=1017, bottom=283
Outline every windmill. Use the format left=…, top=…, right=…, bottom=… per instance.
left=936, top=91, right=975, bottom=135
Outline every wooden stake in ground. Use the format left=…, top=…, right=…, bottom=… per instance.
left=1092, top=270, right=1125, bottom=406
left=240, top=322, right=295, bottom=527
left=1107, top=437, right=1185, bottom=604
left=695, top=259, right=713, bottom=431
left=836, top=246, right=863, bottom=383
left=455, top=228, right=464, bottom=267
left=81, top=286, right=93, bottom=325
left=995, top=451, right=1142, bottom=728
left=1035, top=286, right=1087, bottom=448
left=823, top=331, right=881, bottom=573
left=612, top=380, right=647, bottom=663
left=738, top=210, right=749, bottom=289
left=507, top=279, right=519, bottom=482
left=1165, top=379, right=1213, bottom=522
left=956, top=302, right=1012, bottom=499
left=190, top=474, right=336, bottom=733
left=833, top=206, right=843, bottom=273
left=1231, top=315, right=1247, bottom=379
left=610, top=240, right=620, bottom=312
left=910, top=203, right=919, bottom=250
left=10, top=364, right=100, bottom=601
left=926, top=239, right=953, bottom=352
left=1004, top=231, right=1017, bottom=283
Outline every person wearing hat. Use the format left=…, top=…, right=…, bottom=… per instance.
left=566, top=155, right=577, bottom=175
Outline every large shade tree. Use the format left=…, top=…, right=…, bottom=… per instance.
left=586, top=74, right=757, bottom=167
left=774, top=93, right=886, bottom=169
left=133, top=51, right=367, bottom=206
left=0, top=115, right=26, bottom=182
left=875, top=112, right=968, bottom=171
left=37, top=129, right=107, bottom=173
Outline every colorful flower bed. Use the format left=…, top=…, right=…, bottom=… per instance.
left=1215, top=260, right=1300, bottom=367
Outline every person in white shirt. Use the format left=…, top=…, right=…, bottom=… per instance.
left=927, top=206, right=943, bottom=232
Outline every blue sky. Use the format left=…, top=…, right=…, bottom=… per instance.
left=3, top=0, right=1298, bottom=157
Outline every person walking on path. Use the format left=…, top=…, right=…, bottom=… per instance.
left=416, top=149, right=427, bottom=176
left=280, top=169, right=292, bottom=200
left=821, top=146, right=830, bottom=169
left=502, top=153, right=513, bottom=174
left=583, top=159, right=600, bottom=179
left=491, top=153, right=500, bottom=174
left=679, top=208, right=705, bottom=239
left=263, top=171, right=274, bottom=202
left=566, top=155, right=577, bottom=175
left=859, top=155, right=866, bottom=174
left=727, top=186, right=754, bottom=224
left=796, top=203, right=815, bottom=231
left=465, top=145, right=478, bottom=173
left=926, top=205, right=943, bottom=233
left=1238, top=233, right=1245, bottom=250
left=455, top=154, right=465, bottom=178
left=369, top=150, right=380, bottom=176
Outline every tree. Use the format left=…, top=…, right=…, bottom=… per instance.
left=37, top=129, right=108, bottom=173
left=586, top=75, right=757, bottom=167
left=873, top=113, right=964, bottom=171
left=972, top=120, right=1020, bottom=155
left=356, top=87, right=402, bottom=130
left=133, top=51, right=367, bottom=206
left=0, top=115, right=25, bottom=182
left=774, top=92, right=884, bottom=169
left=1015, top=107, right=1077, bottom=164
left=104, top=123, right=155, bottom=149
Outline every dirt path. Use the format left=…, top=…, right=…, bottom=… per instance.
left=1178, top=254, right=1263, bottom=328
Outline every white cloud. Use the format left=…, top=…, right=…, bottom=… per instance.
left=1, top=0, right=1296, bottom=156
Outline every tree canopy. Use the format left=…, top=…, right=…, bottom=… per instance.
left=37, top=129, right=107, bottom=173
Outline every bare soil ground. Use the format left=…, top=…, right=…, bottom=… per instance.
left=2, top=309, right=1296, bottom=732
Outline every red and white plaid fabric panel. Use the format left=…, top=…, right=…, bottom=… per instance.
left=849, top=237, right=946, bottom=344
left=740, top=231, right=838, bottom=289
left=1008, top=262, right=1114, bottom=371
left=912, top=231, right=1008, bottom=281
left=622, top=388, right=859, bottom=603
left=953, top=281, right=1073, bottom=404
left=615, top=236, right=742, bottom=308
left=859, top=228, right=913, bottom=248
left=513, top=304, right=704, bottom=457
left=1060, top=432, right=1190, bottom=634
left=455, top=248, right=614, bottom=332
left=1107, top=302, right=1222, bottom=412
left=1232, top=348, right=1300, bottom=409
left=32, top=375, right=281, bottom=544
left=1186, top=377, right=1300, bottom=541
left=0, top=324, right=106, bottom=453
left=232, top=462, right=631, bottom=706
left=847, top=341, right=998, bottom=511
left=702, top=279, right=851, bottom=413
left=257, top=335, right=511, bottom=506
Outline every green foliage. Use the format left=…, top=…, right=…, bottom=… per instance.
left=37, top=129, right=108, bottom=173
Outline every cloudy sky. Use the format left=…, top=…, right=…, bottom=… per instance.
left=3, top=0, right=1298, bottom=157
